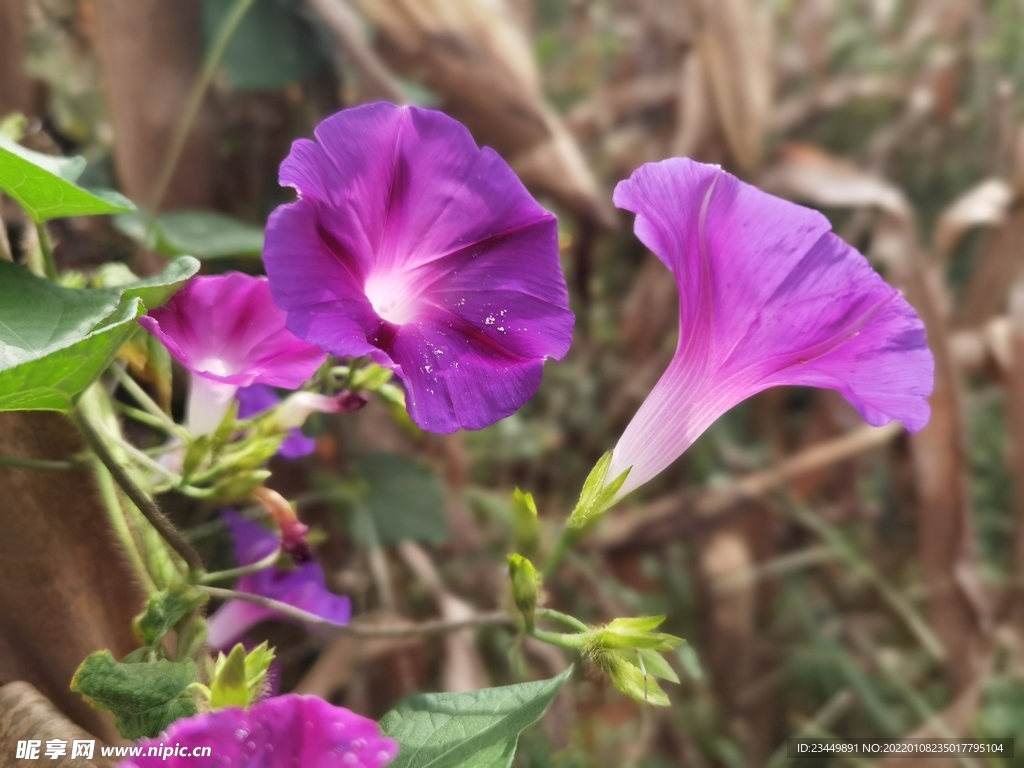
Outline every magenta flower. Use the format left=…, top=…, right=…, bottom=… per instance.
left=120, top=693, right=399, bottom=767
left=607, top=160, right=934, bottom=496
left=263, top=102, right=574, bottom=434
left=206, top=510, right=351, bottom=650
left=139, top=273, right=327, bottom=436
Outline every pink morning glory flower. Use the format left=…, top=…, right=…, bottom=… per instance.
left=607, top=159, right=934, bottom=497
left=139, top=273, right=327, bottom=436
left=263, top=102, right=575, bottom=434
left=120, top=693, right=399, bottom=767
left=206, top=510, right=351, bottom=650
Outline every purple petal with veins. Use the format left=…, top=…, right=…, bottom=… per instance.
left=607, top=159, right=934, bottom=497
left=263, top=102, right=574, bottom=433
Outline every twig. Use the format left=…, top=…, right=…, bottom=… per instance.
left=197, top=585, right=514, bottom=637
left=73, top=407, right=204, bottom=573
left=148, top=0, right=256, bottom=216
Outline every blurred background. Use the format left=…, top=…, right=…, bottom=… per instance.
left=4, top=0, right=1024, bottom=766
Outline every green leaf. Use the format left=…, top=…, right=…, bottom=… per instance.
left=380, top=667, right=573, bottom=768
left=71, top=651, right=198, bottom=740
left=356, top=452, right=448, bottom=546
left=133, top=584, right=209, bottom=647
left=203, top=0, right=325, bottom=91
left=0, top=258, right=198, bottom=411
left=114, top=211, right=264, bottom=259
left=0, top=133, right=135, bottom=222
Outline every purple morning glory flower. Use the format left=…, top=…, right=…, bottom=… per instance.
left=236, top=384, right=316, bottom=459
left=263, top=102, right=575, bottom=434
left=139, top=273, right=327, bottom=436
left=206, top=510, right=351, bottom=650
left=120, top=693, right=399, bottom=767
left=606, top=159, right=934, bottom=496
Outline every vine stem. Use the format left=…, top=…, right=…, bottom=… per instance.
left=36, top=222, right=57, bottom=280
left=0, top=453, right=79, bottom=471
left=73, top=406, right=204, bottom=574
left=197, top=548, right=281, bottom=585
left=197, top=585, right=514, bottom=638
left=147, top=0, right=257, bottom=217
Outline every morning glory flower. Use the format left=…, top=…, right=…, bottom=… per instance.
left=120, top=693, right=399, bottom=767
left=263, top=102, right=575, bottom=434
left=607, top=159, right=934, bottom=497
left=139, top=273, right=327, bottom=436
left=206, top=510, right=351, bottom=650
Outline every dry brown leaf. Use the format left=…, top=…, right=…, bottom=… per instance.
left=934, top=178, right=1013, bottom=262
left=348, top=0, right=614, bottom=227
left=955, top=204, right=1024, bottom=329
left=761, top=143, right=911, bottom=218
left=691, top=0, right=773, bottom=174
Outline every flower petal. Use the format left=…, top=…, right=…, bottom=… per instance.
left=265, top=103, right=574, bottom=433
left=140, top=274, right=326, bottom=388
left=609, top=159, right=933, bottom=495
left=121, top=694, right=399, bottom=768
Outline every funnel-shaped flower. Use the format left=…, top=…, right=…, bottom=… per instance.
left=263, top=102, right=574, bottom=434
left=139, top=273, right=327, bottom=436
left=608, top=159, right=933, bottom=496
left=120, top=693, right=399, bottom=767
left=206, top=510, right=351, bottom=650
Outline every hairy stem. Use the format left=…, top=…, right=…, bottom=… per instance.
left=73, top=406, right=204, bottom=573
left=92, top=458, right=159, bottom=595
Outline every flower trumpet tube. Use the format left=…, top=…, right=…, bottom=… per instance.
left=139, top=273, right=327, bottom=437
left=607, top=159, right=934, bottom=498
left=264, top=102, right=575, bottom=434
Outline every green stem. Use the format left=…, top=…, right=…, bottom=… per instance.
left=529, top=628, right=589, bottom=650
left=73, top=406, right=205, bottom=574
left=147, top=0, right=257, bottom=217
left=93, top=458, right=159, bottom=595
left=112, top=401, right=178, bottom=434
left=36, top=222, right=57, bottom=280
left=197, top=548, right=281, bottom=584
left=0, top=453, right=79, bottom=471
left=101, top=422, right=181, bottom=483
left=541, top=527, right=579, bottom=579
left=536, top=608, right=589, bottom=633
left=109, top=365, right=182, bottom=435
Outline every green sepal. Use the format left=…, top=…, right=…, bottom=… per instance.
left=593, top=616, right=684, bottom=652
left=71, top=651, right=198, bottom=739
left=566, top=452, right=630, bottom=532
left=133, top=584, right=209, bottom=647
left=591, top=650, right=671, bottom=707
left=507, top=553, right=539, bottom=631
left=210, top=641, right=275, bottom=709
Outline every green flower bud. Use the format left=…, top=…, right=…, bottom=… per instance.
left=511, top=489, right=540, bottom=558
left=507, top=553, right=540, bottom=631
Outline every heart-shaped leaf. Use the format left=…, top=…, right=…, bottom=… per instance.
left=0, top=134, right=135, bottom=222
left=0, top=257, right=198, bottom=411
left=71, top=651, right=198, bottom=740
left=380, top=667, right=572, bottom=768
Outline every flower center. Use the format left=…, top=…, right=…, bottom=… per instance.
left=365, top=273, right=420, bottom=325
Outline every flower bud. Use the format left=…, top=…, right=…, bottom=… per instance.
left=507, top=553, right=539, bottom=631
left=275, top=392, right=340, bottom=430
left=253, top=486, right=311, bottom=563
